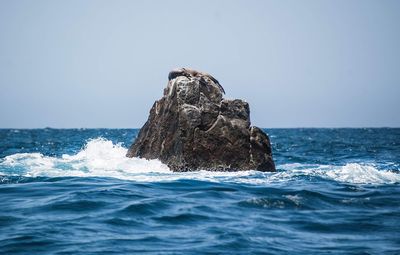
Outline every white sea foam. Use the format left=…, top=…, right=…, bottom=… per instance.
left=0, top=138, right=399, bottom=185
left=277, top=163, right=400, bottom=185
left=324, top=163, right=400, bottom=184
left=0, top=138, right=170, bottom=181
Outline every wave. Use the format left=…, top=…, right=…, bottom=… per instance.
left=277, top=163, right=400, bottom=185
left=0, top=138, right=170, bottom=181
left=0, top=138, right=399, bottom=185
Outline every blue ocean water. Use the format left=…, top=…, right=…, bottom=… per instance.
left=0, top=128, right=399, bottom=254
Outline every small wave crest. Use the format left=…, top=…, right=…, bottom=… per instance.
left=0, top=138, right=399, bottom=185
left=324, top=163, right=399, bottom=184
left=277, top=163, right=400, bottom=185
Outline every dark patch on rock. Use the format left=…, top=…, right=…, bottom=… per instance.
left=126, top=68, right=275, bottom=172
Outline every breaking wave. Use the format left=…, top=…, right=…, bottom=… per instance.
left=0, top=138, right=399, bottom=185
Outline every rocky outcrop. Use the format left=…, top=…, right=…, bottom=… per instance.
left=126, top=68, right=275, bottom=172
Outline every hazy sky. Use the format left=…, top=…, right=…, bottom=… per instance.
left=1, top=0, right=399, bottom=128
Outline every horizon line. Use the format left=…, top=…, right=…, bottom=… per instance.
left=1, top=126, right=399, bottom=130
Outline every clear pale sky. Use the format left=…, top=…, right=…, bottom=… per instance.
left=1, top=0, right=399, bottom=128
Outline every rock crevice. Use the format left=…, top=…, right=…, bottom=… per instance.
left=126, top=68, right=275, bottom=172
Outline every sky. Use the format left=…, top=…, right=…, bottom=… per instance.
left=0, top=0, right=399, bottom=128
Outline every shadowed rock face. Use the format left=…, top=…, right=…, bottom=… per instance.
left=126, top=68, right=275, bottom=172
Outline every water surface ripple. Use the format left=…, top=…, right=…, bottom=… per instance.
left=0, top=128, right=399, bottom=254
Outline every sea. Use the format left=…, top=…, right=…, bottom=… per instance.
left=0, top=128, right=399, bottom=254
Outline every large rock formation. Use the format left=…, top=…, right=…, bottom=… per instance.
left=126, top=68, right=275, bottom=172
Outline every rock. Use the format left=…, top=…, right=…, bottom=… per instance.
left=126, top=68, right=275, bottom=172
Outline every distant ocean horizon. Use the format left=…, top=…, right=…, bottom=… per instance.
left=2, top=126, right=399, bottom=129
left=1, top=128, right=399, bottom=254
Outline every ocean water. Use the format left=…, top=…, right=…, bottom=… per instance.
left=0, top=128, right=399, bottom=254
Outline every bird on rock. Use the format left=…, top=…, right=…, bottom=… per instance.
left=168, top=68, right=225, bottom=95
